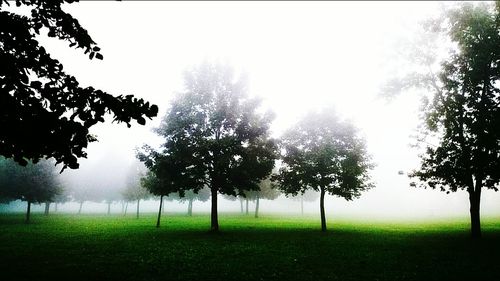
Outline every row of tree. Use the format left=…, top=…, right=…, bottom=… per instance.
left=0, top=156, right=319, bottom=222
left=2, top=1, right=499, bottom=239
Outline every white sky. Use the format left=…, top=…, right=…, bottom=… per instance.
left=18, top=1, right=500, bottom=218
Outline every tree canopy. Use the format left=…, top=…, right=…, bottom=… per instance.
left=409, top=2, right=500, bottom=239
left=0, top=0, right=158, bottom=170
left=275, top=108, right=373, bottom=231
left=138, top=62, right=277, bottom=231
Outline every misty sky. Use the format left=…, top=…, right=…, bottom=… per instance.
left=15, top=1, right=500, bottom=218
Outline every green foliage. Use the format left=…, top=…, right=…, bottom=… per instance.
left=0, top=157, right=62, bottom=203
left=0, top=0, right=158, bottom=170
left=275, top=108, right=373, bottom=199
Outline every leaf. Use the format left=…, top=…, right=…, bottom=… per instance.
left=95, top=53, right=103, bottom=60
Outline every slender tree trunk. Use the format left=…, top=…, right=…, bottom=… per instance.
left=25, top=200, right=31, bottom=223
left=320, top=187, right=326, bottom=232
left=469, top=187, right=482, bottom=239
left=156, top=195, right=163, bottom=228
left=301, top=196, right=304, bottom=215
left=210, top=188, right=219, bottom=232
left=44, top=202, right=50, bottom=216
left=136, top=199, right=140, bottom=219
left=161, top=199, right=165, bottom=214
left=245, top=198, right=249, bottom=215
left=188, top=198, right=193, bottom=216
left=124, top=202, right=128, bottom=216
left=255, top=195, right=260, bottom=218
left=107, top=202, right=111, bottom=215
left=239, top=197, right=244, bottom=213
left=78, top=201, right=83, bottom=214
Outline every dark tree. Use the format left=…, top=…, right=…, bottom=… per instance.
left=409, top=2, right=500, bottom=239
left=275, top=108, right=373, bottom=232
left=139, top=170, right=177, bottom=228
left=138, top=62, right=277, bottom=231
left=0, top=157, right=62, bottom=222
left=0, top=0, right=158, bottom=170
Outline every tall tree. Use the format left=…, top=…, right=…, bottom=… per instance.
left=409, top=2, right=500, bottom=239
left=139, top=62, right=277, bottom=232
left=0, top=0, right=157, bottom=170
left=0, top=157, right=62, bottom=222
left=275, top=108, right=373, bottom=232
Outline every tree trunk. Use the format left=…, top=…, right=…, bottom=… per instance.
left=156, top=195, right=163, bottom=228
left=254, top=195, right=260, bottom=218
left=301, top=196, right=304, bottom=215
left=245, top=198, right=249, bottom=215
left=469, top=187, right=482, bottom=239
left=188, top=198, right=193, bottom=216
left=136, top=199, right=140, bottom=219
left=161, top=199, right=165, bottom=214
left=44, top=202, right=50, bottom=216
left=107, top=202, right=111, bottom=215
left=78, top=201, right=83, bottom=214
left=320, top=187, right=326, bottom=232
left=124, top=202, right=128, bottom=216
left=239, top=197, right=244, bottom=213
left=210, top=188, right=219, bottom=232
left=25, top=200, right=31, bottom=223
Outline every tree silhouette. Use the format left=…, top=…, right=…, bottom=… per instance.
left=138, top=62, right=277, bottom=231
left=0, top=157, right=62, bottom=222
left=0, top=0, right=158, bottom=170
left=275, top=108, right=373, bottom=232
left=410, top=2, right=500, bottom=239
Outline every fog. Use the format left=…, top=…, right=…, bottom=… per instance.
left=4, top=1, right=500, bottom=219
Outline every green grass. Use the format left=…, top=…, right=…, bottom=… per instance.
left=1, top=213, right=500, bottom=281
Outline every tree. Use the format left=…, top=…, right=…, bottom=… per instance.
left=0, top=157, right=62, bottom=222
left=409, top=2, right=500, bottom=239
left=251, top=177, right=280, bottom=218
left=175, top=188, right=211, bottom=216
left=275, top=108, right=373, bottom=232
left=122, top=161, right=151, bottom=218
left=292, top=189, right=319, bottom=215
left=139, top=170, right=175, bottom=228
left=0, top=0, right=158, bottom=170
left=139, top=62, right=277, bottom=231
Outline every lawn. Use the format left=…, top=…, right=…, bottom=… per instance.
left=1, top=213, right=499, bottom=281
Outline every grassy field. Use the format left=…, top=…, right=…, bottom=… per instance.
left=1, top=213, right=500, bottom=281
